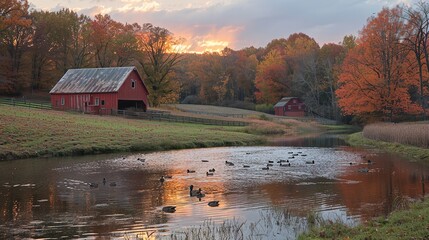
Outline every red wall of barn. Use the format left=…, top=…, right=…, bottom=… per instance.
left=274, top=97, right=305, bottom=117
left=51, top=93, right=118, bottom=114
left=118, top=71, right=149, bottom=107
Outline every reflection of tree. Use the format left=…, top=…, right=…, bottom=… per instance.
left=336, top=153, right=429, bottom=220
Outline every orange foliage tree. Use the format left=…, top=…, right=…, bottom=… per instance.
left=254, top=50, right=290, bottom=104
left=336, top=7, right=421, bottom=121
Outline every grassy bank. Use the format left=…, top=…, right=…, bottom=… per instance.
left=347, top=132, right=429, bottom=163
left=299, top=198, right=429, bottom=240
left=0, top=105, right=265, bottom=160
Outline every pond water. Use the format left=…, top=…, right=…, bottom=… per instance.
left=1, top=134, right=428, bottom=239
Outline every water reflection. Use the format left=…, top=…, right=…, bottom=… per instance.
left=270, top=134, right=348, bottom=148
left=0, top=144, right=428, bottom=239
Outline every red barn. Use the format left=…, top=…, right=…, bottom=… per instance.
left=49, top=67, right=149, bottom=114
left=274, top=97, right=305, bottom=117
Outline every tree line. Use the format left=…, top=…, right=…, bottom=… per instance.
left=1, top=0, right=429, bottom=123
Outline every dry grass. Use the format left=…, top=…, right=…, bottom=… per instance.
left=363, top=122, right=429, bottom=148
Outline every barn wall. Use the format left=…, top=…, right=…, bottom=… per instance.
left=285, top=111, right=305, bottom=117
left=117, top=71, right=149, bottom=107
left=51, top=93, right=118, bottom=114
left=274, top=107, right=284, bottom=116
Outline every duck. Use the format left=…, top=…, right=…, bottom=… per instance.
left=262, top=165, right=269, bottom=170
left=89, top=183, right=98, bottom=188
left=288, top=152, right=293, bottom=154
left=280, top=163, right=291, bottom=167
left=109, top=182, right=117, bottom=187
left=208, top=168, right=215, bottom=172
left=301, top=154, right=307, bottom=157
left=358, top=168, right=369, bottom=173
left=305, top=160, right=315, bottom=164
left=162, top=206, right=176, bottom=213
left=208, top=201, right=220, bottom=207
left=189, top=185, right=200, bottom=196
left=268, top=160, right=274, bottom=163
left=288, top=156, right=295, bottom=159
left=267, top=163, right=273, bottom=167
left=137, top=157, right=145, bottom=162
left=201, top=160, right=209, bottom=162
left=243, top=165, right=250, bottom=168
left=187, top=169, right=196, bottom=173
left=196, top=189, right=205, bottom=198
left=225, top=161, right=234, bottom=166
left=206, top=172, right=214, bottom=176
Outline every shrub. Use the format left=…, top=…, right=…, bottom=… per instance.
left=255, top=103, right=274, bottom=114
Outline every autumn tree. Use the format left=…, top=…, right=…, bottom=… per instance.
left=136, top=23, right=182, bottom=106
left=337, top=7, right=420, bottom=121
left=403, top=1, right=429, bottom=119
left=318, top=43, right=346, bottom=120
left=285, top=33, right=322, bottom=115
left=255, top=50, right=290, bottom=104
left=0, top=0, right=31, bottom=94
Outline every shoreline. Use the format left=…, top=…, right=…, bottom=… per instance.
left=347, top=132, right=429, bottom=165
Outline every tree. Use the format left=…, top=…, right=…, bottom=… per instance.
left=0, top=0, right=31, bottom=94
left=337, top=7, right=420, bottom=121
left=403, top=1, right=429, bottom=119
left=318, top=43, right=346, bottom=120
left=0, top=0, right=30, bottom=33
left=255, top=50, right=290, bottom=104
left=136, top=23, right=182, bottom=106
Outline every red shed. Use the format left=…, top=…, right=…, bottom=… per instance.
left=49, top=67, right=149, bottom=114
left=274, top=97, right=306, bottom=117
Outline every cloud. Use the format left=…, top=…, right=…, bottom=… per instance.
left=30, top=0, right=415, bottom=52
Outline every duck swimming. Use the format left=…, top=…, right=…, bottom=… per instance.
left=187, top=169, right=196, bottom=173
left=206, top=172, right=214, bottom=176
left=208, top=201, right=220, bottom=207
left=162, top=206, right=176, bottom=213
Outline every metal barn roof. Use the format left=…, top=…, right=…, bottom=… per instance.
left=49, top=67, right=139, bottom=94
left=274, top=97, right=296, bottom=108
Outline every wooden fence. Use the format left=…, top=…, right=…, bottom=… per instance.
left=108, top=109, right=249, bottom=126
left=0, top=99, right=248, bottom=126
left=0, top=98, right=52, bottom=110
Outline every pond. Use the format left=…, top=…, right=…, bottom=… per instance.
left=0, top=134, right=428, bottom=239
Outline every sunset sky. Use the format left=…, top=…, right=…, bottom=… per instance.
left=28, top=0, right=412, bottom=53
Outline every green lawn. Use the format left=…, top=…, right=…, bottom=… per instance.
left=0, top=105, right=264, bottom=160
left=299, top=198, right=429, bottom=240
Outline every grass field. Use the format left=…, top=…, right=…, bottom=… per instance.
left=299, top=197, right=429, bottom=239
left=0, top=105, right=265, bottom=160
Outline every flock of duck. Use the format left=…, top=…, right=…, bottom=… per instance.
left=88, top=153, right=373, bottom=214
left=160, top=152, right=316, bottom=213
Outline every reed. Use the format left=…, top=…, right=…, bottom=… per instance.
left=363, top=122, right=429, bottom=148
